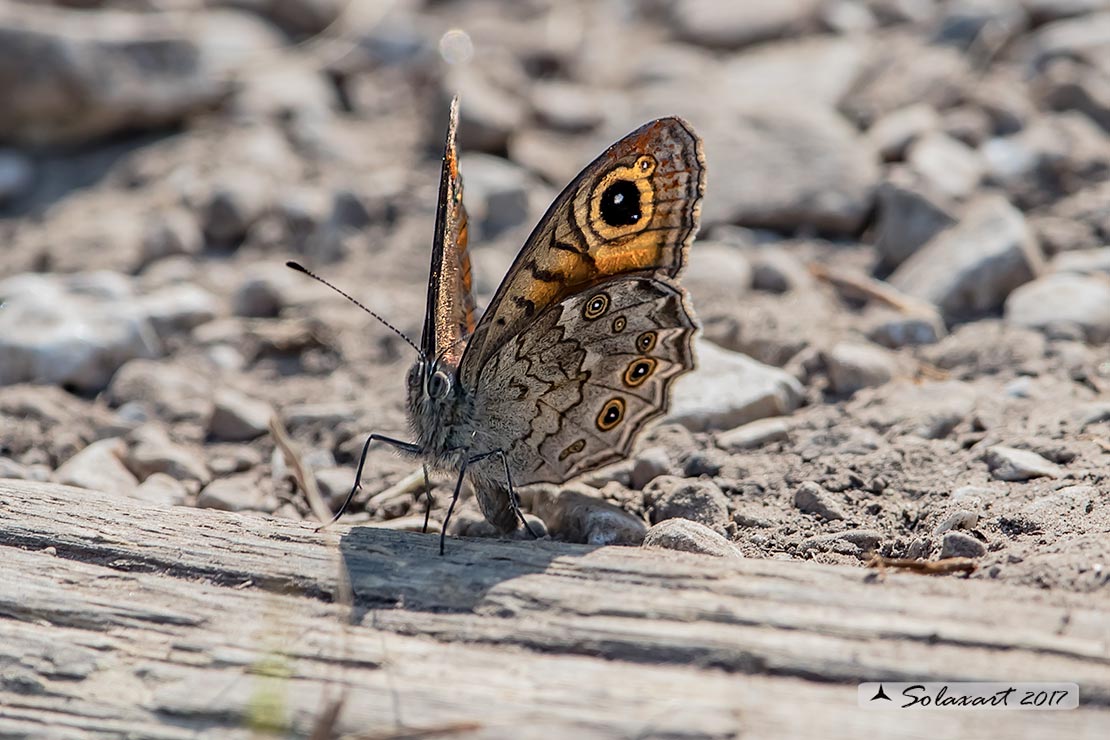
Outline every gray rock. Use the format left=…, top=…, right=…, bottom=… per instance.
left=646, top=477, right=730, bottom=531
left=1022, top=484, right=1097, bottom=517
left=932, top=509, right=980, bottom=536
left=642, top=518, right=740, bottom=558
left=666, top=338, right=804, bottom=432
left=630, top=447, right=672, bottom=490
left=530, top=483, right=647, bottom=546
left=139, top=209, right=203, bottom=267
left=823, top=342, right=897, bottom=395
left=938, top=531, right=987, bottom=559
left=0, top=148, right=34, bottom=204
left=717, top=417, right=791, bottom=451
left=872, top=167, right=958, bottom=270
left=444, top=64, right=526, bottom=153
left=890, top=194, right=1044, bottom=319
left=749, top=248, right=813, bottom=293
left=54, top=438, right=138, bottom=495
left=107, top=359, right=213, bottom=425
left=1022, top=0, right=1110, bottom=24
left=720, top=36, right=868, bottom=107
left=798, top=528, right=882, bottom=556
left=202, top=173, right=270, bottom=244
left=139, top=284, right=220, bottom=338
left=866, top=307, right=947, bottom=348
left=906, top=132, right=984, bottom=201
left=0, top=272, right=161, bottom=393
left=674, top=0, right=820, bottom=49
left=1052, top=248, right=1110, bottom=276
left=793, top=481, right=847, bottom=520
left=0, top=5, right=244, bottom=145
left=821, top=0, right=878, bottom=33
left=1005, top=273, right=1110, bottom=343
left=867, top=104, right=940, bottom=160
left=700, top=103, right=879, bottom=234
left=197, top=475, right=265, bottom=512
left=126, top=425, right=210, bottom=485
left=458, top=154, right=542, bottom=241
left=132, top=472, right=189, bottom=507
left=529, top=81, right=606, bottom=133
left=313, top=467, right=355, bottom=508
left=984, top=445, right=1063, bottom=481
left=209, top=389, right=272, bottom=442
left=232, top=268, right=297, bottom=318
left=682, top=242, right=752, bottom=303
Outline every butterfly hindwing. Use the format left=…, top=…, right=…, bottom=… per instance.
left=471, top=275, right=696, bottom=487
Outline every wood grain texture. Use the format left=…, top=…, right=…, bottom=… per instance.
left=0, top=479, right=1107, bottom=739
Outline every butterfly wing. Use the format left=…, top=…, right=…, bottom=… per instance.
left=421, top=96, right=477, bottom=366
left=471, top=274, right=696, bottom=488
left=458, top=117, right=704, bottom=386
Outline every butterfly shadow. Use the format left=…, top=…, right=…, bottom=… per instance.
left=337, top=526, right=600, bottom=624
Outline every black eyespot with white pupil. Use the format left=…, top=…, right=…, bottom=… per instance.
left=624, top=358, right=657, bottom=387
left=637, top=331, right=657, bottom=353
left=599, top=180, right=642, bottom=227
left=597, top=398, right=626, bottom=431
left=583, top=292, right=610, bottom=320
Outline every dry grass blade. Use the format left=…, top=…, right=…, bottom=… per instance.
left=867, top=554, right=978, bottom=576
left=270, top=414, right=334, bottom=524
left=809, top=263, right=936, bottom=316
left=344, top=722, right=483, bottom=740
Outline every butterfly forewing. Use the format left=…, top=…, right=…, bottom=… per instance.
left=459, top=117, right=705, bottom=386
left=421, top=96, right=478, bottom=367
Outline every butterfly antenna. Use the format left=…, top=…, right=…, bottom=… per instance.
left=286, top=261, right=422, bottom=357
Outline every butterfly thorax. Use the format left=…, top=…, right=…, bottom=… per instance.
left=404, top=359, right=475, bottom=471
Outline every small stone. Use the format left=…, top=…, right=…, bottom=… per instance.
left=54, top=438, right=138, bottom=495
left=126, top=425, right=210, bottom=485
left=132, top=473, right=189, bottom=507
left=202, top=174, right=269, bottom=244
left=209, top=389, right=272, bottom=442
left=642, top=518, right=740, bottom=558
left=866, top=307, right=947, bottom=348
left=630, top=447, right=671, bottom=490
left=907, top=132, right=984, bottom=201
left=0, top=457, right=29, bottom=479
left=530, top=483, right=647, bottom=546
left=457, top=154, right=540, bottom=241
left=867, top=104, right=940, bottom=160
left=232, top=270, right=294, bottom=318
left=0, top=272, right=161, bottom=393
left=1052, top=248, right=1110, bottom=276
left=984, top=445, right=1062, bottom=481
left=0, top=148, right=34, bottom=204
left=717, top=417, right=790, bottom=451
left=674, top=0, right=821, bottom=49
left=932, top=509, right=979, bottom=536
left=823, top=342, right=897, bottom=395
left=798, top=528, right=882, bottom=556
left=108, top=359, right=213, bottom=425
left=749, top=247, right=813, bottom=293
left=1004, top=273, right=1110, bottom=343
left=681, top=449, right=734, bottom=478
left=313, top=466, right=354, bottom=508
left=139, top=284, right=220, bottom=338
left=139, top=209, right=203, bottom=267
left=793, top=481, right=846, bottom=520
left=873, top=167, right=959, bottom=270
left=647, top=476, right=730, bottom=531
left=444, top=66, right=526, bottom=153
left=666, top=338, right=804, bottom=432
left=197, top=475, right=264, bottom=512
left=938, top=531, right=987, bottom=559
left=529, top=81, right=605, bottom=133
left=890, top=194, right=1044, bottom=320
left=681, top=242, right=753, bottom=303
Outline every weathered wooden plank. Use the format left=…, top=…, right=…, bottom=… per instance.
left=1, top=479, right=1108, bottom=738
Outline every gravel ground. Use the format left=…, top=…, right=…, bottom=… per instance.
left=1, top=0, right=1108, bottom=595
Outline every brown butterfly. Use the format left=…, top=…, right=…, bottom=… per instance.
left=292, top=97, right=704, bottom=552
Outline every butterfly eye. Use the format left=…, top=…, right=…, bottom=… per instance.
left=611, top=316, right=627, bottom=333
left=636, top=331, right=657, bottom=354
left=427, top=370, right=452, bottom=400
left=623, top=358, right=657, bottom=387
left=582, top=292, right=610, bottom=320
left=596, top=398, right=626, bottom=431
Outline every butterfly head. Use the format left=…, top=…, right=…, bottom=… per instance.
left=407, top=357, right=456, bottom=404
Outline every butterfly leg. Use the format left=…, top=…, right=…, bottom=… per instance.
left=420, top=463, right=433, bottom=534
left=323, top=434, right=421, bottom=528
left=466, top=449, right=541, bottom=540
left=440, top=458, right=471, bottom=556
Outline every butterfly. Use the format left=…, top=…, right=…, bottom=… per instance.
left=290, top=97, right=704, bottom=553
